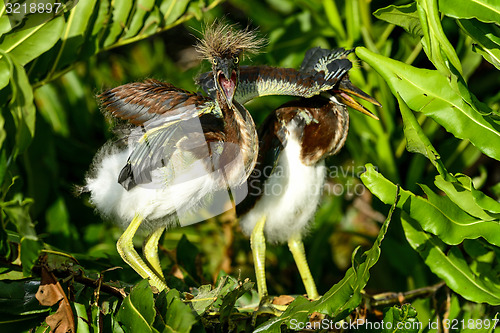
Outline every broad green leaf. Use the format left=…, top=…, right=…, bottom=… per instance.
left=255, top=191, right=395, bottom=332
left=0, top=110, right=5, bottom=152
left=0, top=56, right=10, bottom=90
left=457, top=19, right=500, bottom=70
left=123, top=0, right=155, bottom=40
left=160, top=0, right=190, bottom=27
left=0, top=16, right=12, bottom=37
left=416, top=0, right=463, bottom=76
left=381, top=304, right=420, bottom=333
left=116, top=280, right=156, bottom=333
left=439, top=0, right=500, bottom=23
left=0, top=280, right=49, bottom=332
left=34, top=84, right=70, bottom=136
left=434, top=174, right=500, bottom=220
left=52, top=0, right=98, bottom=70
left=0, top=16, right=64, bottom=66
left=402, top=214, right=500, bottom=305
left=154, top=289, right=196, bottom=333
left=324, top=0, right=346, bottom=40
left=8, top=55, right=36, bottom=155
left=374, top=3, right=422, bottom=36
left=356, top=47, right=500, bottom=162
left=187, top=279, right=226, bottom=316
left=103, top=0, right=133, bottom=47
left=218, top=278, right=253, bottom=325
left=397, top=95, right=450, bottom=179
left=361, top=164, right=500, bottom=247
left=20, top=238, right=42, bottom=277
left=74, top=302, right=90, bottom=333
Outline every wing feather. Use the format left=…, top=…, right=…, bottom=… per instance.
left=100, top=79, right=220, bottom=190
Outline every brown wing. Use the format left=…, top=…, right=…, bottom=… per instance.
left=99, top=79, right=215, bottom=126
left=99, top=79, right=223, bottom=190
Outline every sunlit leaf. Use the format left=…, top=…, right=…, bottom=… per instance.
left=416, top=0, right=463, bottom=75
left=361, top=164, right=500, bottom=247
left=356, top=47, right=500, bottom=162
left=103, top=0, right=133, bottom=47
left=439, top=0, right=500, bottom=23
left=402, top=214, right=500, bottom=305
left=116, top=280, right=156, bottom=332
left=0, top=16, right=64, bottom=66
left=154, top=289, right=196, bottom=333
left=381, top=304, right=420, bottom=333
left=457, top=19, right=500, bottom=70
left=374, top=3, right=423, bottom=36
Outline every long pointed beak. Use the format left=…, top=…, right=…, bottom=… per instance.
left=216, top=60, right=237, bottom=108
left=334, top=79, right=381, bottom=120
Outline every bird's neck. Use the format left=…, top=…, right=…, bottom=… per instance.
left=217, top=91, right=259, bottom=182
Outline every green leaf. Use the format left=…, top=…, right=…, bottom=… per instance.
left=1, top=52, right=36, bottom=156
left=457, top=19, right=500, bottom=70
left=187, top=283, right=219, bottom=316
left=20, top=238, right=42, bottom=276
left=74, top=302, right=90, bottom=333
left=434, top=174, right=500, bottom=220
left=416, top=0, right=463, bottom=75
left=255, top=191, right=395, bottom=332
left=104, top=0, right=133, bottom=47
left=116, top=280, right=156, bottom=333
left=123, top=0, right=155, bottom=40
left=397, top=95, right=450, bottom=179
left=51, top=0, right=98, bottom=71
left=0, top=16, right=64, bottom=66
left=439, top=0, right=500, bottom=23
left=356, top=47, right=500, bottom=162
left=160, top=0, right=190, bottom=27
left=374, top=3, right=423, bottom=36
left=402, top=214, right=500, bottom=305
left=323, top=0, right=346, bottom=40
left=176, top=234, right=199, bottom=284
left=219, top=278, right=253, bottom=325
left=0, top=280, right=48, bottom=332
left=381, top=304, right=420, bottom=333
left=154, top=289, right=196, bottom=333
left=361, top=164, right=500, bottom=247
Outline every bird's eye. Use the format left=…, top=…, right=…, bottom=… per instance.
left=233, top=57, right=239, bottom=64
left=212, top=59, right=218, bottom=65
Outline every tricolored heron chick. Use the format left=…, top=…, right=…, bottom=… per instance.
left=84, top=24, right=352, bottom=291
left=84, top=23, right=264, bottom=291
left=236, top=48, right=381, bottom=301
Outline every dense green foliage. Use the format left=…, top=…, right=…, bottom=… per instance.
left=0, top=0, right=499, bottom=332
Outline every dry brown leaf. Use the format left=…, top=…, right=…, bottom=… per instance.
left=36, top=266, right=75, bottom=333
left=272, top=294, right=295, bottom=306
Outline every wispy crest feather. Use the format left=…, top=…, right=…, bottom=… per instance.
left=195, top=22, right=266, bottom=60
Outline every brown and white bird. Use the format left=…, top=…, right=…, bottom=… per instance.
left=236, top=48, right=380, bottom=301
left=84, top=24, right=350, bottom=291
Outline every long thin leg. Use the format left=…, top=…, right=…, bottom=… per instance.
left=250, top=216, right=268, bottom=299
left=116, top=214, right=168, bottom=291
left=288, top=234, right=319, bottom=300
left=143, top=227, right=166, bottom=279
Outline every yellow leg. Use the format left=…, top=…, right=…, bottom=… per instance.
left=288, top=234, right=319, bottom=300
left=250, top=216, right=268, bottom=299
left=143, top=227, right=165, bottom=279
left=116, top=214, right=168, bottom=291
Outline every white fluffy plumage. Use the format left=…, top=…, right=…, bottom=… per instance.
left=85, top=144, right=226, bottom=232
left=239, top=136, right=326, bottom=243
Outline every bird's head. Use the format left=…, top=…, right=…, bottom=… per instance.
left=333, top=75, right=381, bottom=120
left=196, top=22, right=265, bottom=108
